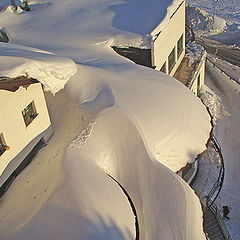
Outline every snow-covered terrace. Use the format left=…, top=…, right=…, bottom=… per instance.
left=0, top=1, right=212, bottom=239
left=174, top=42, right=206, bottom=90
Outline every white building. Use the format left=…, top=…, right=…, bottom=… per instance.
left=0, top=76, right=53, bottom=195
left=151, top=0, right=186, bottom=75
left=113, top=0, right=206, bottom=96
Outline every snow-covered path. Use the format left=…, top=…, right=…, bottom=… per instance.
left=204, top=62, right=240, bottom=240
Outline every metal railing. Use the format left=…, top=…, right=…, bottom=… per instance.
left=204, top=135, right=232, bottom=240
left=206, top=56, right=239, bottom=85
left=207, top=199, right=232, bottom=240
left=206, top=135, right=225, bottom=204
left=200, top=102, right=232, bottom=240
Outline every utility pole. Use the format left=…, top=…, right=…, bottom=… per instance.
left=212, top=0, right=218, bottom=29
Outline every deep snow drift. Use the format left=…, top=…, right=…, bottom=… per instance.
left=0, top=0, right=211, bottom=239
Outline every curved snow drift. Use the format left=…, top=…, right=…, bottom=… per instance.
left=66, top=108, right=206, bottom=240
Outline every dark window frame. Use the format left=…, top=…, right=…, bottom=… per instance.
left=168, top=47, right=176, bottom=74
left=197, top=74, right=201, bottom=96
left=177, top=34, right=184, bottom=58
left=160, top=62, right=166, bottom=73
left=22, top=101, right=38, bottom=127
left=0, top=133, right=7, bottom=156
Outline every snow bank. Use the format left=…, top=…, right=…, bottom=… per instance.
left=0, top=43, right=77, bottom=94
left=199, top=84, right=222, bottom=125
left=67, top=108, right=206, bottom=240
left=67, top=66, right=211, bottom=172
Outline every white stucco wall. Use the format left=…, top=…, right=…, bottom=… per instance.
left=0, top=83, right=51, bottom=177
left=151, top=0, right=185, bottom=76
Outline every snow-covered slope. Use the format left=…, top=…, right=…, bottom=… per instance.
left=186, top=5, right=227, bottom=36
left=187, top=0, right=240, bottom=46
left=0, top=0, right=211, bottom=239
left=187, top=0, right=240, bottom=26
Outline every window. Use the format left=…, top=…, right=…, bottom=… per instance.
left=168, top=47, right=176, bottom=74
left=0, top=133, right=8, bottom=156
left=160, top=62, right=166, bottom=73
left=197, top=74, right=201, bottom=96
left=22, top=101, right=38, bottom=127
left=177, top=34, right=184, bottom=58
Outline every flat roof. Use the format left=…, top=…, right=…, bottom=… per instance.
left=0, top=76, right=39, bottom=92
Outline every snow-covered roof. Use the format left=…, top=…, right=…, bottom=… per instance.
left=108, top=0, right=183, bottom=35
left=0, top=43, right=77, bottom=95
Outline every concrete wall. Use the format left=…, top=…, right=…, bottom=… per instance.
left=190, top=56, right=206, bottom=95
left=0, top=83, right=52, bottom=180
left=152, top=1, right=185, bottom=76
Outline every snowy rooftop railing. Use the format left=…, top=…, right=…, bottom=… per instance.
left=207, top=199, right=232, bottom=240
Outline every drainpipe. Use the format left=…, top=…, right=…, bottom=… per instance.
left=151, top=37, right=155, bottom=69
left=10, top=0, right=16, bottom=6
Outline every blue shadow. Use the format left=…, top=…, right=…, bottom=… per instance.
left=108, top=0, right=172, bottom=35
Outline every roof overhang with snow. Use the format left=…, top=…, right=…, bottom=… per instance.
left=0, top=76, right=38, bottom=92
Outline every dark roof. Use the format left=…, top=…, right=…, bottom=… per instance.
left=0, top=76, right=39, bottom=92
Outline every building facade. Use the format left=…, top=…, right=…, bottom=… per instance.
left=151, top=0, right=186, bottom=76
left=112, top=0, right=206, bottom=96
left=0, top=77, right=53, bottom=195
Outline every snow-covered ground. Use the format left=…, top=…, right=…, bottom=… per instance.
left=186, top=2, right=240, bottom=239
left=187, top=0, right=240, bottom=26
left=0, top=1, right=211, bottom=240
left=187, top=0, right=240, bottom=47
left=194, top=59, right=240, bottom=240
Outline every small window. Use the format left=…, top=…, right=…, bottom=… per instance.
left=0, top=133, right=8, bottom=156
left=177, top=34, right=184, bottom=58
left=168, top=47, right=176, bottom=74
left=22, top=101, right=38, bottom=127
left=160, top=62, right=166, bottom=73
left=197, top=74, right=201, bottom=96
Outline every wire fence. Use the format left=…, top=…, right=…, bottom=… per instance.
left=203, top=104, right=232, bottom=240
